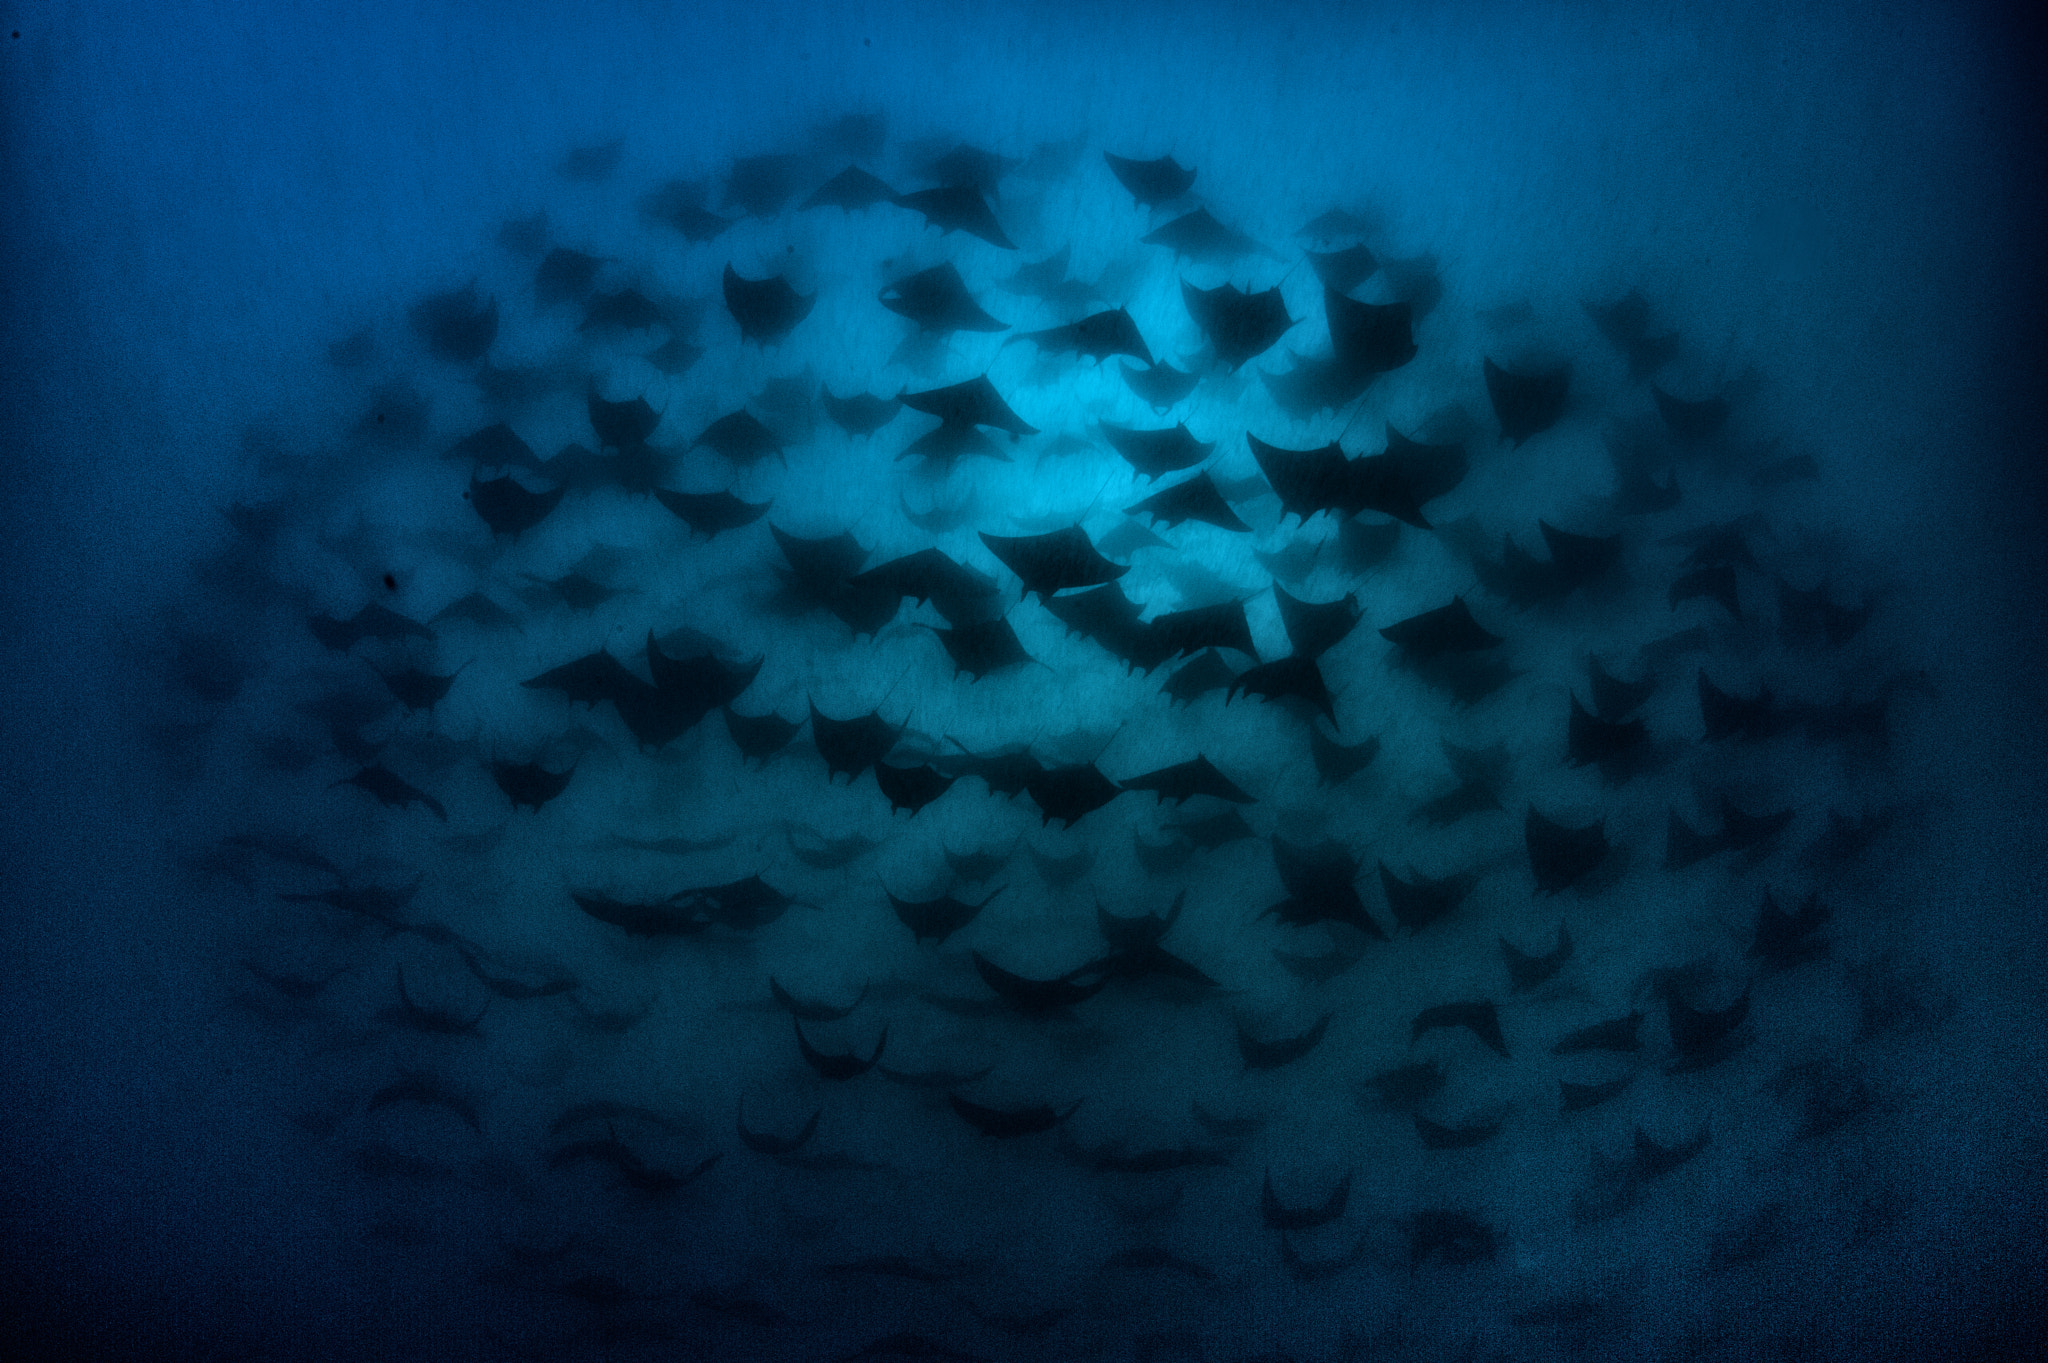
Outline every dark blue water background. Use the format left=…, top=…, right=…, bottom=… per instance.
left=3, top=3, right=2045, bottom=1359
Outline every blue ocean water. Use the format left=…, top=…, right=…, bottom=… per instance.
left=3, top=2, right=2045, bottom=1359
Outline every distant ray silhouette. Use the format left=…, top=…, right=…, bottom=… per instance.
left=1653, top=384, right=1730, bottom=440
left=1121, top=361, right=1200, bottom=410
left=1147, top=601, right=1256, bottom=659
left=924, top=142, right=1016, bottom=193
left=892, top=184, right=1016, bottom=249
left=639, top=179, right=734, bottom=241
left=1144, top=208, right=1259, bottom=263
left=772, top=524, right=869, bottom=587
left=887, top=884, right=1001, bottom=944
left=1025, top=763, right=1125, bottom=828
left=446, top=421, right=544, bottom=471
left=1011, top=308, right=1153, bottom=366
left=1298, top=206, right=1374, bottom=241
left=803, top=165, right=897, bottom=211
left=1273, top=584, right=1362, bottom=659
left=822, top=389, right=902, bottom=437
left=579, top=287, right=665, bottom=333
left=1307, top=243, right=1377, bottom=293
left=1326, top=289, right=1416, bottom=374
left=1118, top=754, right=1253, bottom=805
left=874, top=762, right=958, bottom=815
left=1308, top=725, right=1379, bottom=785
left=587, top=388, right=660, bottom=449
left=1525, top=809, right=1609, bottom=894
left=491, top=760, right=574, bottom=812
left=1124, top=472, right=1249, bottom=532
left=1485, top=357, right=1570, bottom=446
left=723, top=152, right=804, bottom=217
left=410, top=283, right=497, bottom=363
left=691, top=409, right=783, bottom=467
left=467, top=471, right=564, bottom=538
left=723, top=706, right=800, bottom=764
left=899, top=374, right=1037, bottom=435
left=557, top=139, right=622, bottom=182
left=1379, top=598, right=1502, bottom=658
left=534, top=247, right=604, bottom=305
left=1104, top=151, right=1195, bottom=207
left=927, top=616, right=1035, bottom=681
left=850, top=548, right=1002, bottom=624
left=1502, top=922, right=1573, bottom=989
left=1411, top=1000, right=1509, bottom=1058
left=723, top=264, right=815, bottom=343
left=878, top=263, right=1008, bottom=334
left=1266, top=836, right=1380, bottom=937
left=1182, top=280, right=1295, bottom=370
left=1246, top=434, right=1357, bottom=523
left=980, top=526, right=1128, bottom=599
left=655, top=489, right=771, bottom=539
left=1094, top=519, right=1172, bottom=559
left=1227, top=654, right=1337, bottom=725
left=1586, top=288, right=1682, bottom=380
left=1099, top=421, right=1214, bottom=480
left=808, top=702, right=899, bottom=782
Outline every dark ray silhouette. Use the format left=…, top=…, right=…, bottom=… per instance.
left=1012, top=308, right=1153, bottom=365
left=1181, top=280, right=1295, bottom=369
left=490, top=759, right=574, bottom=812
left=723, top=264, right=815, bottom=343
left=1484, top=357, right=1570, bottom=445
left=1104, top=151, right=1196, bottom=206
left=803, top=165, right=898, bottom=211
left=892, top=184, right=1016, bottom=249
left=980, top=526, right=1128, bottom=599
left=878, top=262, right=1009, bottom=333
left=1122, top=360, right=1201, bottom=410
left=1124, top=472, right=1248, bottom=531
left=655, top=488, right=772, bottom=539
left=1145, top=208, right=1260, bottom=263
